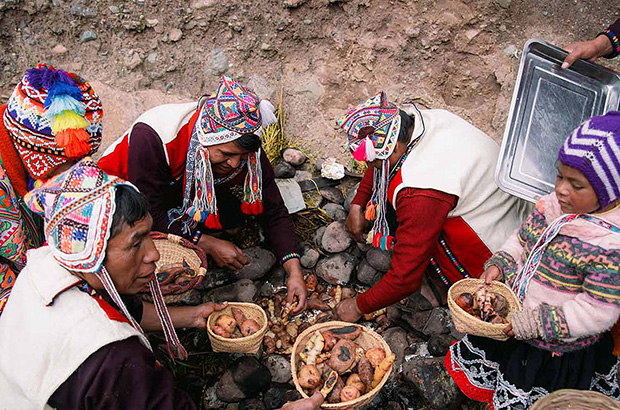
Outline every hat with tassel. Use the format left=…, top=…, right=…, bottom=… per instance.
left=24, top=159, right=187, bottom=360
left=336, top=91, right=401, bottom=251
left=169, top=76, right=276, bottom=233
left=3, top=64, right=103, bottom=179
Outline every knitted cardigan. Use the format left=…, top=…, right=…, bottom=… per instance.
left=487, top=193, right=620, bottom=346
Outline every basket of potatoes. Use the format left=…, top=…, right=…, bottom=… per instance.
left=291, top=321, right=395, bottom=409
left=207, top=302, right=268, bottom=353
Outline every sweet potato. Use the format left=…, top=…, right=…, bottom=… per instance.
left=357, top=357, right=373, bottom=385
left=298, top=365, right=322, bottom=389
left=346, top=374, right=366, bottom=395
left=365, top=347, right=386, bottom=368
left=240, top=319, right=260, bottom=336
left=215, top=314, right=237, bottom=334
left=340, top=385, right=361, bottom=402
left=328, top=339, right=356, bottom=374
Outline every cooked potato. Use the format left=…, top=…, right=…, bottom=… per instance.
left=365, top=347, right=386, bottom=368
left=240, top=319, right=260, bottom=336
left=298, top=365, right=322, bottom=389
left=340, top=385, right=361, bottom=402
left=215, top=314, right=237, bottom=334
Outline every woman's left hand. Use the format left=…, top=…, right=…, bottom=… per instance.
left=503, top=323, right=514, bottom=338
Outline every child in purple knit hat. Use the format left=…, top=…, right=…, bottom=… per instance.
left=445, top=111, right=620, bottom=409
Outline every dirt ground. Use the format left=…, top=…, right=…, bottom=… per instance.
left=0, top=0, right=618, bottom=160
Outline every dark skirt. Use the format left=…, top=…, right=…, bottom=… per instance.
left=444, top=332, right=620, bottom=410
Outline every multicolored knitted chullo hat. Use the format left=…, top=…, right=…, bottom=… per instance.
left=170, top=76, right=277, bottom=232
left=3, top=64, right=103, bottom=179
left=24, top=158, right=187, bottom=360
left=336, top=92, right=402, bottom=251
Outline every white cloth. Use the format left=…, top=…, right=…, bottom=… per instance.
left=0, top=247, right=148, bottom=410
left=393, top=106, right=532, bottom=252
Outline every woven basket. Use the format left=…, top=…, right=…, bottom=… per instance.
left=530, top=389, right=620, bottom=410
left=207, top=302, right=268, bottom=354
left=291, top=321, right=393, bottom=409
left=448, top=278, right=521, bottom=341
left=143, top=232, right=207, bottom=304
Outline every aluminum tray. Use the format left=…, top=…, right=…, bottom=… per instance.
left=496, top=39, right=620, bottom=203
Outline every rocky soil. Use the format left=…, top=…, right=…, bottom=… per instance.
left=1, top=0, right=618, bottom=160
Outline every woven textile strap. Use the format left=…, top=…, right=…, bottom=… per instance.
left=148, top=278, right=188, bottom=359
left=512, top=213, right=620, bottom=302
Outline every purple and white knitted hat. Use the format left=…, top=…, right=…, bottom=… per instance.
left=558, top=111, right=620, bottom=209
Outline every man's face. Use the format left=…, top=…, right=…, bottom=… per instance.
left=208, top=141, right=252, bottom=175
left=103, top=214, right=160, bottom=294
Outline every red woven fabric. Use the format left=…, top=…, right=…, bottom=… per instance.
left=444, top=348, right=495, bottom=407
left=0, top=104, right=29, bottom=197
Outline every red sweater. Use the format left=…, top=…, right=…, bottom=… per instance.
left=352, top=169, right=458, bottom=313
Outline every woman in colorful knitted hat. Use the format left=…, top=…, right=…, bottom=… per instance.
left=333, top=92, right=531, bottom=322
left=99, top=76, right=307, bottom=312
left=445, top=111, right=620, bottom=408
left=0, top=64, right=103, bottom=314
left=0, top=158, right=325, bottom=410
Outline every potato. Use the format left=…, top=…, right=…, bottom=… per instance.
left=215, top=314, right=237, bottom=334
left=328, top=340, right=356, bottom=374
left=346, top=374, right=366, bottom=394
left=213, top=325, right=232, bottom=338
left=298, top=365, right=322, bottom=389
left=327, top=377, right=345, bottom=403
left=231, top=307, right=247, bottom=324
left=321, top=330, right=336, bottom=351
left=240, top=319, right=261, bottom=336
left=365, top=347, right=386, bottom=368
left=263, top=335, right=276, bottom=354
left=357, top=357, right=373, bottom=385
left=340, top=385, right=361, bottom=402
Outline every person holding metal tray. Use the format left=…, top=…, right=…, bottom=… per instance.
left=562, top=18, right=620, bottom=68
left=446, top=111, right=620, bottom=409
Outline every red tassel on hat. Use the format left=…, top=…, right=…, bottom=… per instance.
left=55, top=128, right=91, bottom=158
left=205, top=213, right=222, bottom=230
left=365, top=202, right=376, bottom=221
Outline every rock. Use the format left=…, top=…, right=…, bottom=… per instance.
left=70, top=3, right=96, bottom=18
left=204, top=384, right=229, bottom=409
left=51, top=44, right=67, bottom=55
left=191, top=0, right=216, bottom=9
left=320, top=157, right=344, bottom=180
left=260, top=43, right=273, bottom=51
left=344, top=182, right=359, bottom=212
left=233, top=357, right=272, bottom=397
left=169, top=28, right=183, bottom=42
left=315, top=253, right=356, bottom=285
left=300, top=248, right=319, bottom=269
left=239, top=398, right=266, bottom=410
left=400, top=291, right=434, bottom=312
left=427, top=334, right=454, bottom=357
left=283, top=0, right=306, bottom=8
left=263, top=385, right=290, bottom=410
left=382, top=327, right=408, bottom=373
left=198, top=267, right=237, bottom=290
left=320, top=187, right=344, bottom=204
left=293, top=77, right=324, bottom=102
left=206, top=279, right=257, bottom=302
left=216, top=371, right=246, bottom=402
left=260, top=266, right=287, bottom=298
left=109, top=5, right=120, bottom=13
left=355, top=259, right=380, bottom=286
left=179, top=289, right=201, bottom=305
left=79, top=30, right=97, bottom=43
left=246, top=74, right=276, bottom=102
left=357, top=242, right=372, bottom=253
left=281, top=148, right=306, bottom=167
left=494, top=0, right=511, bottom=8
left=273, top=161, right=296, bottom=178
left=146, top=52, right=158, bottom=64
left=293, top=170, right=313, bottom=182
left=321, top=221, right=352, bottom=253
left=124, top=51, right=143, bottom=71
left=366, top=248, right=391, bottom=272
left=422, top=307, right=451, bottom=336
left=313, top=226, right=326, bottom=249
left=263, top=355, right=292, bottom=384
left=402, top=357, right=464, bottom=410
left=206, top=48, right=230, bottom=76
left=322, top=203, right=346, bottom=221
left=146, top=18, right=159, bottom=28
left=237, top=247, right=276, bottom=280
left=502, top=44, right=518, bottom=57
left=402, top=310, right=432, bottom=332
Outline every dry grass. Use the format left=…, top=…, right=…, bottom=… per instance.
left=262, top=86, right=300, bottom=163
left=291, top=207, right=333, bottom=244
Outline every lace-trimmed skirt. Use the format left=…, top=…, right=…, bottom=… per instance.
left=444, top=332, right=620, bottom=410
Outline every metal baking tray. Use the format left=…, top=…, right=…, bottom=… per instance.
left=496, top=39, right=620, bottom=203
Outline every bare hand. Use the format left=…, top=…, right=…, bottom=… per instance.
left=279, top=391, right=324, bottom=410
left=191, top=302, right=228, bottom=329
left=345, top=204, right=368, bottom=244
left=200, top=236, right=249, bottom=270
left=503, top=323, right=514, bottom=338
left=286, top=271, right=308, bottom=314
left=479, top=265, right=501, bottom=285
left=562, top=35, right=613, bottom=69
left=333, top=297, right=363, bottom=323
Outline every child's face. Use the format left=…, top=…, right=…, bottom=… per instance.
left=555, top=162, right=600, bottom=214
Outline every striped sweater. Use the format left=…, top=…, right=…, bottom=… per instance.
left=488, top=193, right=620, bottom=346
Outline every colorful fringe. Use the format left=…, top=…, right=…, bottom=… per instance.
left=186, top=146, right=221, bottom=230
left=25, top=64, right=91, bottom=159
left=241, top=151, right=263, bottom=215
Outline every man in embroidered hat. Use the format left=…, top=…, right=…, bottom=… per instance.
left=99, top=76, right=307, bottom=312
left=0, top=64, right=103, bottom=315
left=334, top=92, right=531, bottom=322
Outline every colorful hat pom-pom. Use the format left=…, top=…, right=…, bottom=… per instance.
left=51, top=110, right=89, bottom=134
left=241, top=200, right=263, bottom=216
left=56, top=129, right=91, bottom=158
left=45, top=94, right=86, bottom=119
left=365, top=202, right=376, bottom=221
left=45, top=81, right=83, bottom=108
left=352, top=137, right=377, bottom=162
left=205, top=213, right=222, bottom=230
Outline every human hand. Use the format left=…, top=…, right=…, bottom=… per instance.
left=286, top=271, right=308, bottom=314
left=562, top=35, right=613, bottom=69
left=200, top=235, right=249, bottom=270
left=190, top=302, right=228, bottom=329
left=345, top=204, right=368, bottom=243
left=279, top=391, right=324, bottom=410
left=333, top=297, right=363, bottom=323
left=503, top=323, right=514, bottom=338
left=479, top=265, right=502, bottom=285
